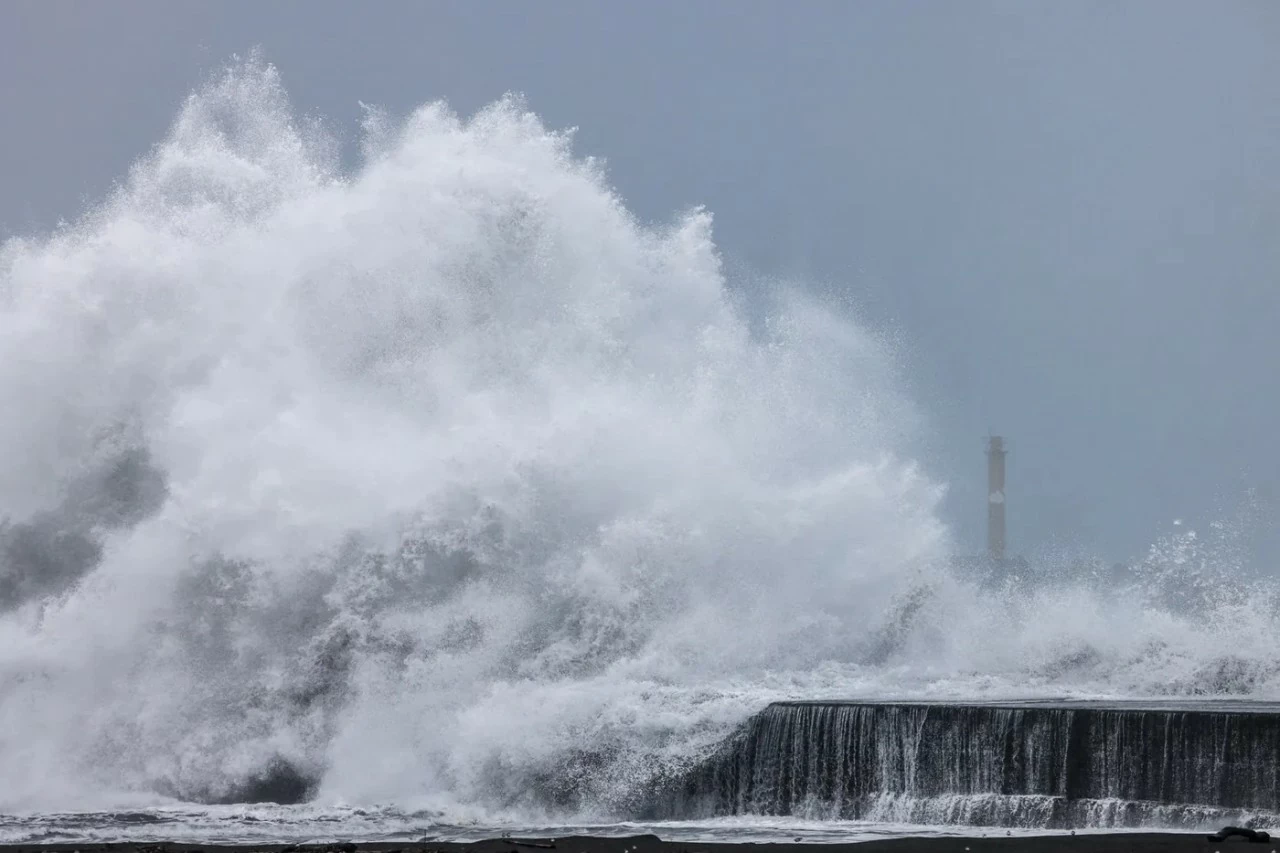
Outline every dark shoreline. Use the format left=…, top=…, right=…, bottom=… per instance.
left=0, top=833, right=1238, bottom=853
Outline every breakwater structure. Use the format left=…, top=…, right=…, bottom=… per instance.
left=645, top=699, right=1280, bottom=829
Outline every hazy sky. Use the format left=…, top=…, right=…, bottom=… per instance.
left=3, top=1, right=1278, bottom=563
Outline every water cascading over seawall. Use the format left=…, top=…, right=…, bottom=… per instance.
left=648, top=700, right=1280, bottom=828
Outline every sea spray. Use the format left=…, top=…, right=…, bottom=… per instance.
left=0, top=58, right=944, bottom=812
left=1, top=58, right=1279, bottom=822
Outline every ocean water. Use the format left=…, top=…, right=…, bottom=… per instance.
left=0, top=57, right=1277, bottom=840
left=0, top=806, right=1176, bottom=846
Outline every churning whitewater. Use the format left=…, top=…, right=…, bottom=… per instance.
left=1, top=60, right=1278, bottom=821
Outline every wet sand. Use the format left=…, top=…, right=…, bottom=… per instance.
left=0, top=832, right=1251, bottom=853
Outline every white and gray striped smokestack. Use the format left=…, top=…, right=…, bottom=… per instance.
left=986, top=436, right=1006, bottom=561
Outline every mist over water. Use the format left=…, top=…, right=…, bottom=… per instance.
left=1, top=60, right=1277, bottom=822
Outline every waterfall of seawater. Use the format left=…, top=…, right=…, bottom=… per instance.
left=2, top=57, right=1280, bottom=827
left=649, top=702, right=1280, bottom=828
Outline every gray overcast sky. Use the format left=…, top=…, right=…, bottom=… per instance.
left=3, top=1, right=1278, bottom=564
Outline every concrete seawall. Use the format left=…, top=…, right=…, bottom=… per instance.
left=647, top=699, right=1280, bottom=828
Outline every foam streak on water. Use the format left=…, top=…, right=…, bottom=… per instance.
left=1, top=58, right=1279, bottom=832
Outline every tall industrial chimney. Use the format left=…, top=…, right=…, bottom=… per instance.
left=986, top=436, right=1006, bottom=561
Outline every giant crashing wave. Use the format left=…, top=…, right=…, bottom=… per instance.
left=1, top=57, right=1278, bottom=821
